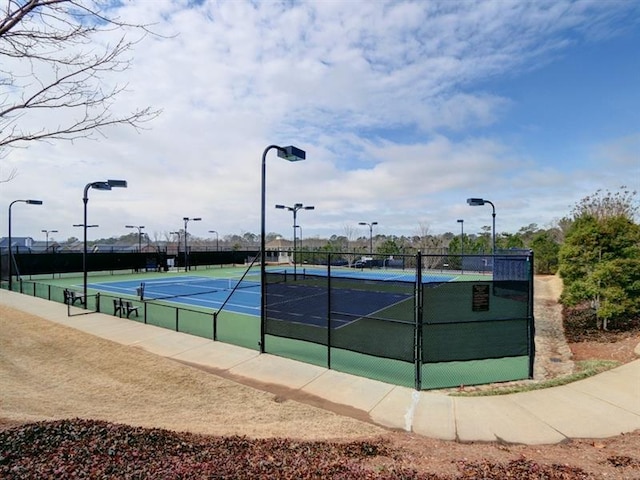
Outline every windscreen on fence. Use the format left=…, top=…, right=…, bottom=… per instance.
left=421, top=256, right=532, bottom=364
left=4, top=250, right=259, bottom=277
left=264, top=270, right=416, bottom=362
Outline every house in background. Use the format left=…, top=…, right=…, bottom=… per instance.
left=0, top=236, right=39, bottom=253
left=265, top=237, right=293, bottom=264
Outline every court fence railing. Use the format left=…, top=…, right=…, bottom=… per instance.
left=262, top=250, right=534, bottom=390
left=3, top=249, right=534, bottom=390
left=5, top=278, right=259, bottom=351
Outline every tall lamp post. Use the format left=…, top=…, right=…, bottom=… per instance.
left=183, top=217, right=201, bottom=272
left=358, top=221, right=378, bottom=255
left=170, top=231, right=182, bottom=260
left=466, top=198, right=496, bottom=254
left=275, top=202, right=314, bottom=277
left=41, top=229, right=58, bottom=252
left=261, top=145, right=306, bottom=353
left=457, top=219, right=464, bottom=273
left=125, top=225, right=145, bottom=252
left=208, top=230, right=219, bottom=251
left=295, top=225, right=302, bottom=248
left=82, top=179, right=127, bottom=304
left=8, top=199, right=43, bottom=290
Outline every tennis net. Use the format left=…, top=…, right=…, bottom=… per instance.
left=139, top=275, right=260, bottom=301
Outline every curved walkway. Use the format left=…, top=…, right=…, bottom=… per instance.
left=1, top=290, right=639, bottom=445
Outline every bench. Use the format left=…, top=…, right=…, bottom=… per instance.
left=63, top=288, right=85, bottom=306
left=113, top=298, right=139, bottom=318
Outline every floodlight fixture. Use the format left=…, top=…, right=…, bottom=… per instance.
left=107, top=179, right=127, bottom=188
left=277, top=145, right=306, bottom=162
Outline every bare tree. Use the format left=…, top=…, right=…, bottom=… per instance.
left=0, top=0, right=161, bottom=155
left=414, top=221, right=431, bottom=253
left=342, top=223, right=357, bottom=264
left=570, top=186, right=638, bottom=222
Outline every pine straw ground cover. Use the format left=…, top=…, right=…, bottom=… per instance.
left=3, top=418, right=638, bottom=479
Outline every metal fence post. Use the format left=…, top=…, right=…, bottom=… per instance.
left=416, top=252, right=423, bottom=390
left=528, top=250, right=536, bottom=378
left=327, top=254, right=332, bottom=370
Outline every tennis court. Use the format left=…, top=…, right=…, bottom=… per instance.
left=87, top=269, right=422, bottom=331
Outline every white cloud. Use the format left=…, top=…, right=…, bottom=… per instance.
left=1, top=0, right=638, bottom=242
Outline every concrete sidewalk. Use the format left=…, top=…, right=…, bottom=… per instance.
left=2, top=289, right=639, bottom=445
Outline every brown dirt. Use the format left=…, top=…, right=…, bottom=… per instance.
left=1, top=275, right=640, bottom=479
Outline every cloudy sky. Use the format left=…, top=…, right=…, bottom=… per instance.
left=2, top=0, right=639, bottom=244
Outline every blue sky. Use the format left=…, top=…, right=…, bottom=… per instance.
left=1, top=0, right=639, bottom=244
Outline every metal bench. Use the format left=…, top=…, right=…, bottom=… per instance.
left=63, top=288, right=85, bottom=306
left=113, top=298, right=139, bottom=318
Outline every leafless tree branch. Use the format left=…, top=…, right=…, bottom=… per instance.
left=0, top=0, right=162, bottom=153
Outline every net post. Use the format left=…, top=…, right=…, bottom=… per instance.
left=213, top=311, right=218, bottom=341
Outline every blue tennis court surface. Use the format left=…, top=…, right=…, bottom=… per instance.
left=87, top=276, right=260, bottom=316
left=266, top=281, right=412, bottom=328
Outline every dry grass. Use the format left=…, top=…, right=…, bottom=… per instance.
left=0, top=305, right=384, bottom=440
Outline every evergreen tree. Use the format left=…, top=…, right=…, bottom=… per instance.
left=558, top=188, right=640, bottom=329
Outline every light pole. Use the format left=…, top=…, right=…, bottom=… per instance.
left=295, top=225, right=302, bottom=248
left=183, top=217, right=201, bottom=272
left=358, top=221, right=378, bottom=255
left=208, top=230, right=219, bottom=251
left=8, top=199, right=43, bottom=290
left=261, top=145, right=306, bottom=353
left=82, top=179, right=127, bottom=304
left=125, top=225, right=145, bottom=252
left=275, top=203, right=314, bottom=276
left=41, top=229, right=58, bottom=252
left=457, top=219, right=464, bottom=273
left=170, top=231, right=182, bottom=259
left=466, top=198, right=496, bottom=254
